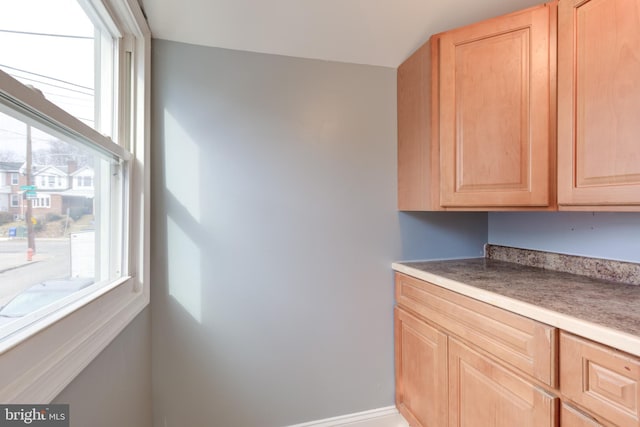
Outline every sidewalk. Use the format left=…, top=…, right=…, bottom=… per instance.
left=0, top=251, right=39, bottom=273
left=0, top=238, right=54, bottom=273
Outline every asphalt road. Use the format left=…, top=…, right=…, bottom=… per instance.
left=0, top=239, right=71, bottom=306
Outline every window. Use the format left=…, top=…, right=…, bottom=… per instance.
left=10, top=194, right=19, bottom=207
left=0, top=0, right=149, bottom=403
left=0, top=0, right=113, bottom=136
left=32, top=195, right=51, bottom=208
left=10, top=173, right=18, bottom=185
left=76, top=175, right=93, bottom=187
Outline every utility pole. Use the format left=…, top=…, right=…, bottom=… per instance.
left=26, top=124, right=36, bottom=255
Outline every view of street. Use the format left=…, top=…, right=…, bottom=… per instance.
left=0, top=238, right=70, bottom=306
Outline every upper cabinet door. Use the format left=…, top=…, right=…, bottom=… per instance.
left=558, top=0, right=640, bottom=209
left=437, top=4, right=555, bottom=208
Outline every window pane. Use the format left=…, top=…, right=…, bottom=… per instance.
left=0, top=0, right=113, bottom=135
left=0, top=108, right=123, bottom=332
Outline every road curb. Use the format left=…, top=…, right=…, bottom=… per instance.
left=0, top=260, right=41, bottom=274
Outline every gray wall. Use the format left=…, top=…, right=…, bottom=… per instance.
left=53, top=309, right=152, bottom=427
left=151, top=39, right=487, bottom=427
left=489, top=212, right=640, bottom=262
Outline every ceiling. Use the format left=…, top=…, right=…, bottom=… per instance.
left=140, top=0, right=546, bottom=68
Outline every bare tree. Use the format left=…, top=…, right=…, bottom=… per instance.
left=32, top=139, right=91, bottom=168
left=0, top=149, right=24, bottom=162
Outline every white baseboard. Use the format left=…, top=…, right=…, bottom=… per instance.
left=286, top=406, right=409, bottom=427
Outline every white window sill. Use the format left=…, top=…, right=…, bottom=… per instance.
left=0, top=276, right=148, bottom=402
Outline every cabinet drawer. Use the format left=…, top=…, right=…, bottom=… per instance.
left=560, top=332, right=640, bottom=427
left=449, top=338, right=559, bottom=427
left=395, top=272, right=557, bottom=386
left=561, top=403, right=603, bottom=427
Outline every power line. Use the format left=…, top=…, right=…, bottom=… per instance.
left=0, top=29, right=93, bottom=40
left=35, top=90, right=93, bottom=102
left=0, top=128, right=61, bottom=142
left=0, top=63, right=94, bottom=92
left=6, top=73, right=94, bottom=97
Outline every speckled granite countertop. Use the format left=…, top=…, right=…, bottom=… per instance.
left=392, top=247, right=640, bottom=357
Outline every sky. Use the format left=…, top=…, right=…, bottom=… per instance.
left=0, top=0, right=96, bottom=160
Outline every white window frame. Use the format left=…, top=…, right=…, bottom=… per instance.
left=10, top=194, right=19, bottom=208
left=33, top=195, right=51, bottom=208
left=0, top=0, right=149, bottom=403
left=10, top=173, right=18, bottom=185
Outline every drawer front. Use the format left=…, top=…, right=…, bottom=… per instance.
left=449, top=338, right=559, bottom=427
left=395, top=272, right=557, bottom=386
left=561, top=403, right=603, bottom=427
left=560, top=332, right=640, bottom=427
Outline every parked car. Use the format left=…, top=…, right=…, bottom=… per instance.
left=0, top=277, right=94, bottom=321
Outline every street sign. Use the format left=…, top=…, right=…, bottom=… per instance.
left=25, top=190, right=37, bottom=199
left=20, top=185, right=37, bottom=191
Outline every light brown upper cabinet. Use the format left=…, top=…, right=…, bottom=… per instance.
left=437, top=3, right=556, bottom=209
left=557, top=0, right=640, bottom=210
left=398, top=3, right=557, bottom=210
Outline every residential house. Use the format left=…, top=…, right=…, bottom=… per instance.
left=0, top=162, right=22, bottom=213
left=61, top=165, right=95, bottom=217
left=2, top=163, right=95, bottom=220
left=3, top=1, right=640, bottom=427
left=28, top=165, right=68, bottom=216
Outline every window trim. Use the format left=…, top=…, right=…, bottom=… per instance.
left=0, top=0, right=149, bottom=403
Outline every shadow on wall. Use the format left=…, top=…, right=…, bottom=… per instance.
left=152, top=107, right=254, bottom=426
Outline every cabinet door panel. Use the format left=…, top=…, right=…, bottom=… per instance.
left=560, top=332, right=640, bottom=427
left=448, top=338, right=558, bottom=427
left=438, top=4, right=554, bottom=207
left=558, top=0, right=640, bottom=208
left=395, top=308, right=448, bottom=427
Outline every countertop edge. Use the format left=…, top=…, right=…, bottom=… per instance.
left=391, top=262, right=640, bottom=358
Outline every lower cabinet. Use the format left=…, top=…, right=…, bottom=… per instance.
left=560, top=332, right=640, bottom=427
left=448, top=338, right=557, bottom=427
left=394, top=273, right=640, bottom=427
left=395, top=308, right=447, bottom=427
left=396, top=304, right=558, bottom=427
